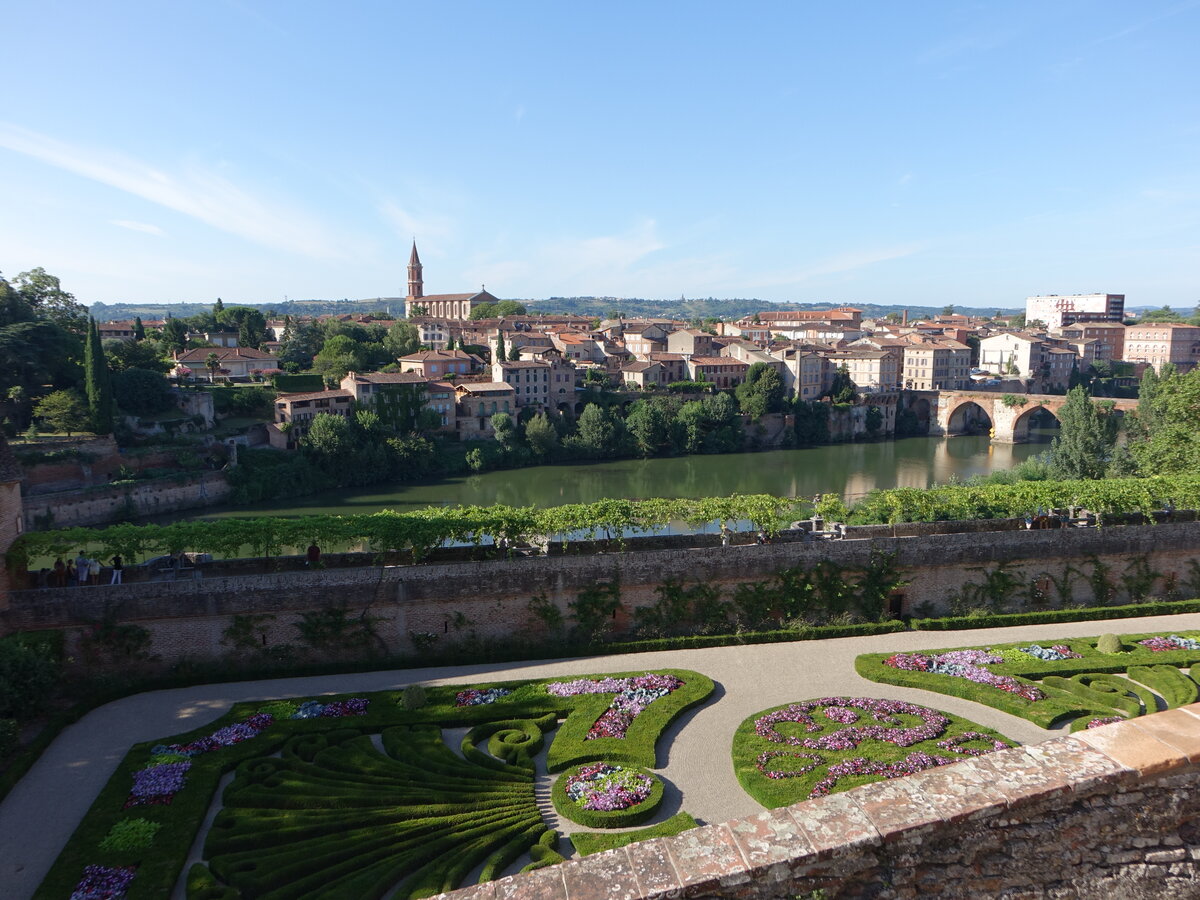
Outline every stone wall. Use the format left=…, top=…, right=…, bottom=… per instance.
left=445, top=707, right=1200, bottom=900
left=21, top=471, right=230, bottom=529
left=4, top=521, right=1199, bottom=663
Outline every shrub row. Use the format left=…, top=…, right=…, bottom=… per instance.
left=910, top=599, right=1200, bottom=631
left=568, top=813, right=699, bottom=856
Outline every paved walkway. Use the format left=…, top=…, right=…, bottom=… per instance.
left=5, top=612, right=1200, bottom=899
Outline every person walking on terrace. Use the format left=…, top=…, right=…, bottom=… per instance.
left=110, top=555, right=123, bottom=585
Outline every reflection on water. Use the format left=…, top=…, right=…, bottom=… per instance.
left=189, top=430, right=1057, bottom=522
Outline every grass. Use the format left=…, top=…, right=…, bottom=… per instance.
left=34, top=668, right=713, bottom=900
left=732, top=697, right=1016, bottom=809
left=568, top=813, right=699, bottom=856
left=855, top=629, right=1200, bottom=729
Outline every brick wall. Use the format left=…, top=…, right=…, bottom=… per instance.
left=0, top=482, right=22, bottom=610
left=447, top=708, right=1200, bottom=900
left=4, top=521, right=1200, bottom=662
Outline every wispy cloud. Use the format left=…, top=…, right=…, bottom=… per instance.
left=378, top=200, right=455, bottom=244
left=111, top=219, right=165, bottom=236
left=1091, top=0, right=1200, bottom=45
left=0, top=123, right=354, bottom=259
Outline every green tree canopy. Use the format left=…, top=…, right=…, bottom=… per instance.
left=1049, top=386, right=1118, bottom=480
left=735, top=362, right=785, bottom=419
left=12, top=268, right=88, bottom=334
left=524, top=412, right=559, bottom=459
left=825, top=366, right=857, bottom=404
left=384, top=321, right=420, bottom=358
left=84, top=318, right=114, bottom=434
left=113, top=368, right=174, bottom=415
left=1129, top=367, right=1200, bottom=476
left=33, top=389, right=88, bottom=435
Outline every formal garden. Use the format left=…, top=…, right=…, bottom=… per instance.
left=857, top=629, right=1200, bottom=729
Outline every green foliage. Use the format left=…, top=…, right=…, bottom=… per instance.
left=113, top=368, right=174, bottom=415
left=568, top=813, right=698, bottom=856
left=0, top=639, right=60, bottom=719
left=0, top=718, right=17, bottom=758
left=32, top=389, right=88, bottom=435
left=293, top=604, right=381, bottom=657
left=1129, top=367, right=1200, bottom=477
left=84, top=319, right=115, bottom=434
left=793, top=400, right=830, bottom=445
left=825, top=365, right=856, bottom=403
left=1096, top=633, right=1124, bottom=654
left=911, top=599, right=1200, bottom=631
left=551, top=764, right=664, bottom=827
left=384, top=321, right=420, bottom=357
left=401, top=684, right=427, bottom=710
left=568, top=581, right=623, bottom=642
left=1050, top=386, right=1117, bottom=480
left=527, top=593, right=564, bottom=631
left=1000, top=393, right=1028, bottom=408
left=272, top=372, right=324, bottom=392
left=1127, top=665, right=1198, bottom=709
left=98, top=817, right=161, bottom=852
left=735, top=362, right=785, bottom=418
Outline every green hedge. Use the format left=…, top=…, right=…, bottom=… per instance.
left=271, top=373, right=324, bottom=392
left=36, top=668, right=712, bottom=900
left=551, top=764, right=664, bottom=828
left=568, top=813, right=698, bottom=856
left=911, top=599, right=1200, bottom=630
left=1128, top=665, right=1198, bottom=709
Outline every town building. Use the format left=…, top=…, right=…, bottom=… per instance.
left=1026, top=293, right=1125, bottom=330
left=647, top=352, right=687, bottom=384
left=274, top=389, right=354, bottom=443
left=403, top=241, right=500, bottom=319
left=1058, top=322, right=1126, bottom=362
left=686, top=357, right=748, bottom=389
left=492, top=360, right=551, bottom=407
left=1123, top=323, right=1200, bottom=373
left=455, top=382, right=517, bottom=437
left=666, top=329, right=717, bottom=358
left=620, top=361, right=664, bottom=389
left=397, top=349, right=481, bottom=379
left=771, top=347, right=829, bottom=399
left=97, top=321, right=137, bottom=342
left=901, top=341, right=972, bottom=390
left=172, top=347, right=279, bottom=381
left=824, top=348, right=902, bottom=392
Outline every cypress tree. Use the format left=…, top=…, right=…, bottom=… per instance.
left=133, top=316, right=145, bottom=340
left=84, top=317, right=114, bottom=434
left=496, top=331, right=506, bottom=364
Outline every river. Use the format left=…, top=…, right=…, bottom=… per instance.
left=191, top=432, right=1055, bottom=521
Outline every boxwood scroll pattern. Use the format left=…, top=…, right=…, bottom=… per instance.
left=202, top=720, right=561, bottom=899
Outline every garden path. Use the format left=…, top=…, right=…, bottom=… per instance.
left=6, top=612, right=1200, bottom=900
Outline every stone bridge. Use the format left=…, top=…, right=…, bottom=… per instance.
left=909, top=390, right=1136, bottom=443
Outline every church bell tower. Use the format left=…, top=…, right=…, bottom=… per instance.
left=407, top=241, right=424, bottom=300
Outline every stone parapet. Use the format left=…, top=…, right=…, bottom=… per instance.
left=443, top=708, right=1200, bottom=900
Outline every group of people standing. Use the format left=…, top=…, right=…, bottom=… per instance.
left=50, top=552, right=123, bottom=587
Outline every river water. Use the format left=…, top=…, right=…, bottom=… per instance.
left=193, top=432, right=1054, bottom=521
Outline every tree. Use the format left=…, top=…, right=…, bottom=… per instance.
left=826, top=366, right=857, bottom=404
left=525, top=412, right=559, bottom=459
left=1129, top=367, right=1200, bottom=477
left=735, top=363, right=785, bottom=419
left=105, top=338, right=170, bottom=373
left=33, top=389, right=88, bottom=435
left=133, top=316, right=145, bottom=341
left=84, top=319, right=114, bottom=434
left=1049, top=387, right=1117, bottom=480
left=205, top=352, right=221, bottom=383
left=942, top=305, right=956, bottom=316
left=626, top=398, right=675, bottom=457
left=113, top=368, right=174, bottom=415
left=214, top=297, right=224, bottom=315
left=384, top=322, right=420, bottom=358
left=509, top=343, right=522, bottom=361
left=161, top=318, right=188, bottom=353
left=491, top=412, right=518, bottom=451
left=279, top=320, right=320, bottom=371
left=1138, top=306, right=1184, bottom=323
left=572, top=403, right=622, bottom=458
left=470, top=300, right=527, bottom=319
left=495, top=331, right=506, bottom=363
left=13, top=268, right=88, bottom=334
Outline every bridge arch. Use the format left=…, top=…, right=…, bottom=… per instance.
left=1011, top=404, right=1061, bottom=443
left=945, top=400, right=993, bottom=435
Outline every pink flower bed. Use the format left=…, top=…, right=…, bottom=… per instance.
left=546, top=673, right=683, bottom=740
left=69, top=864, right=137, bottom=900
left=1138, top=635, right=1200, bottom=652
left=883, top=649, right=1044, bottom=701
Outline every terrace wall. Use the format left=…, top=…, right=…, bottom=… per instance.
left=3, top=521, right=1199, bottom=664
left=21, top=472, right=230, bottom=529
left=444, top=706, right=1200, bottom=900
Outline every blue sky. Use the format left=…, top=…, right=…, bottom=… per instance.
left=2, top=1, right=1197, bottom=308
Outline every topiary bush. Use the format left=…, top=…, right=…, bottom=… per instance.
left=401, top=683, right=427, bottom=710
left=1096, top=633, right=1124, bottom=654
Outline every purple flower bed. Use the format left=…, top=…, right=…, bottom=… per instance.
left=546, top=673, right=683, bottom=740
left=754, top=698, right=950, bottom=750
left=69, top=864, right=137, bottom=900
left=1138, top=635, right=1200, bottom=652
left=291, top=697, right=370, bottom=719
left=127, top=761, right=191, bottom=807
left=564, top=763, right=653, bottom=811
left=883, top=649, right=1044, bottom=702
left=455, top=688, right=513, bottom=707
left=936, top=731, right=1010, bottom=756
left=809, top=750, right=960, bottom=798
left=1086, top=716, right=1124, bottom=729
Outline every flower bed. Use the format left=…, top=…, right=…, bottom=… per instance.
left=859, top=630, right=1200, bottom=730
left=733, top=697, right=1014, bottom=808
left=456, top=687, right=513, bottom=706
left=68, top=864, right=137, bottom=900
left=552, top=762, right=664, bottom=828
left=546, top=673, right=683, bottom=740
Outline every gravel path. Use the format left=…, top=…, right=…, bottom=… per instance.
left=5, top=612, right=1200, bottom=899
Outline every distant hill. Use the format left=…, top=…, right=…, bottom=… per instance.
left=522, top=297, right=1020, bottom=321
left=88, top=295, right=1019, bottom=323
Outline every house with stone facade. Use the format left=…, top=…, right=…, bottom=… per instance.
left=397, top=349, right=481, bottom=379
left=492, top=360, right=551, bottom=408
left=455, top=382, right=517, bottom=437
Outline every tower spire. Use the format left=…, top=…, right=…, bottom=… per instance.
left=407, top=240, right=423, bottom=300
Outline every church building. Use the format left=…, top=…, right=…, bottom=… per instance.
left=403, top=242, right=500, bottom=319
